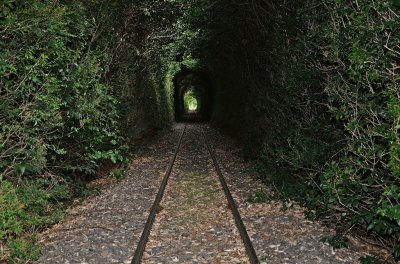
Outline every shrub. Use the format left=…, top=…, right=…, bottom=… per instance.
left=0, top=178, right=70, bottom=262
left=200, top=0, right=400, bottom=259
left=1, top=1, right=124, bottom=261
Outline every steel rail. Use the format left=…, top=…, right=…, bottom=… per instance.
left=131, top=125, right=186, bottom=264
left=203, top=130, right=260, bottom=264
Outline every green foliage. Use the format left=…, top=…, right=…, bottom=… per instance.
left=0, top=0, right=128, bottom=262
left=0, top=0, right=125, bottom=178
left=320, top=233, right=349, bottom=249
left=83, top=0, right=193, bottom=136
left=359, top=256, right=386, bottom=264
left=110, top=168, right=125, bottom=180
left=196, top=0, right=400, bottom=258
left=7, top=236, right=41, bottom=263
left=183, top=87, right=200, bottom=112
left=0, top=180, right=24, bottom=241
left=1, top=0, right=399, bottom=261
left=0, top=0, right=199, bottom=261
left=0, top=178, right=70, bottom=262
left=310, top=0, right=399, bottom=256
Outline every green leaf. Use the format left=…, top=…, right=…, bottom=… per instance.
left=392, top=0, right=400, bottom=7
left=15, top=164, right=27, bottom=175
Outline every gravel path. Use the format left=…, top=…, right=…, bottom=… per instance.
left=37, top=126, right=183, bottom=263
left=37, top=123, right=373, bottom=263
left=204, top=125, right=374, bottom=264
left=142, top=125, right=248, bottom=263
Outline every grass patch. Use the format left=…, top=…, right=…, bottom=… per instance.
left=164, top=172, right=219, bottom=228
left=0, top=176, right=99, bottom=263
left=181, top=173, right=217, bottom=207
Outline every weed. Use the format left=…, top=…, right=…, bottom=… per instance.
left=359, top=256, right=386, bottom=264
left=246, top=191, right=270, bottom=204
left=110, top=168, right=125, bottom=180
left=320, top=232, right=349, bottom=249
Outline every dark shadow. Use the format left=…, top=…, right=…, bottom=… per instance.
left=173, top=68, right=213, bottom=122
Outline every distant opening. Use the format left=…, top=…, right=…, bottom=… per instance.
left=173, top=69, right=213, bottom=122
left=183, top=87, right=201, bottom=113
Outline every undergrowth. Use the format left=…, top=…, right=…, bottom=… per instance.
left=1, top=0, right=201, bottom=262
left=1, top=0, right=399, bottom=262
left=199, top=0, right=399, bottom=260
left=1, top=178, right=68, bottom=262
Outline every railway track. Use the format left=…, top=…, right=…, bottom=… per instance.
left=131, top=125, right=259, bottom=264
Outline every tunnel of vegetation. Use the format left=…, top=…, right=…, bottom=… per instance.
left=173, top=70, right=212, bottom=121
left=0, top=0, right=399, bottom=262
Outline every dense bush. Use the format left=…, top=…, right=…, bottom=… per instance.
left=0, top=0, right=196, bottom=261
left=199, top=0, right=400, bottom=259
left=81, top=0, right=177, bottom=137
left=1, top=0, right=124, bottom=177
left=0, top=178, right=70, bottom=262
left=313, top=0, right=400, bottom=257
left=1, top=0, right=398, bottom=262
left=0, top=1, right=126, bottom=261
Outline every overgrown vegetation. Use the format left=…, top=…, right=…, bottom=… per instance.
left=1, top=0, right=399, bottom=262
left=0, top=0, right=189, bottom=262
left=197, top=0, right=400, bottom=261
left=1, top=1, right=122, bottom=261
